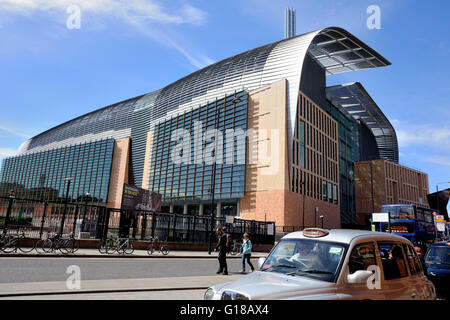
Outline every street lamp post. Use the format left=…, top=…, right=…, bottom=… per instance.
left=4, top=190, right=15, bottom=232
left=435, top=181, right=449, bottom=240
left=314, top=207, right=319, bottom=228
left=81, top=192, right=90, bottom=232
left=300, top=179, right=306, bottom=230
left=436, top=181, right=450, bottom=215
left=59, top=178, right=71, bottom=235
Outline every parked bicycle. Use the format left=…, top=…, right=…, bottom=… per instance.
left=0, top=228, right=14, bottom=253
left=0, top=228, right=35, bottom=253
left=98, top=234, right=118, bottom=254
left=36, top=231, right=78, bottom=254
left=147, top=236, right=169, bottom=255
left=106, top=236, right=134, bottom=255
left=230, top=240, right=241, bottom=256
left=63, top=233, right=80, bottom=254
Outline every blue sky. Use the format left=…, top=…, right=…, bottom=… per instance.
left=0, top=0, right=449, bottom=208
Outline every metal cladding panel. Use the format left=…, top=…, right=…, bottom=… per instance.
left=15, top=27, right=390, bottom=188
left=326, top=82, right=399, bottom=163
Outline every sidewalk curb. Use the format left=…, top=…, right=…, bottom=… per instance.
left=0, top=253, right=265, bottom=259
left=0, top=286, right=210, bottom=298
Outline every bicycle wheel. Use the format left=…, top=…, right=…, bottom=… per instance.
left=35, top=240, right=47, bottom=254
left=18, top=237, right=35, bottom=253
left=2, top=237, right=18, bottom=253
left=147, top=242, right=154, bottom=255
left=42, top=239, right=55, bottom=253
left=98, top=241, right=107, bottom=254
left=64, top=239, right=79, bottom=254
left=57, top=239, right=69, bottom=254
left=160, top=245, right=169, bottom=256
left=124, top=242, right=134, bottom=255
left=106, top=241, right=117, bottom=254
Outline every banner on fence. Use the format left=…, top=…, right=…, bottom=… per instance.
left=121, top=184, right=162, bottom=212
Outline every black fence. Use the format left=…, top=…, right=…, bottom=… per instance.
left=0, top=196, right=276, bottom=245
left=0, top=196, right=107, bottom=240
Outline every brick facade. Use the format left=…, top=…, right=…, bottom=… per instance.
left=355, top=159, right=429, bottom=225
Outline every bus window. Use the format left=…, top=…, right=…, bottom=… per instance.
left=382, top=205, right=414, bottom=220
left=416, top=208, right=424, bottom=221
left=398, top=206, right=414, bottom=220
left=424, top=212, right=433, bottom=223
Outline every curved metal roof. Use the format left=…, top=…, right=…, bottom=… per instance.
left=326, top=82, right=399, bottom=163
left=19, top=27, right=391, bottom=158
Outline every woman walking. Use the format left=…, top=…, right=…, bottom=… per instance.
left=240, top=233, right=255, bottom=273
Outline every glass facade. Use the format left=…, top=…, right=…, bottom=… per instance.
left=148, top=91, right=248, bottom=204
left=0, top=139, right=114, bottom=204
left=324, top=100, right=356, bottom=224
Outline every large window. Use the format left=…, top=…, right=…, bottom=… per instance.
left=261, top=239, right=347, bottom=283
left=149, top=91, right=248, bottom=202
left=299, top=121, right=305, bottom=168
left=378, top=242, right=408, bottom=280
left=0, top=139, right=114, bottom=204
left=402, top=243, right=422, bottom=275
left=348, top=242, right=377, bottom=274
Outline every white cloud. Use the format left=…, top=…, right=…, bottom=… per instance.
left=0, top=125, right=31, bottom=139
left=420, top=156, right=450, bottom=167
left=121, top=11, right=214, bottom=69
left=0, top=148, right=17, bottom=157
left=392, top=120, right=450, bottom=150
left=0, top=0, right=206, bottom=25
left=0, top=0, right=212, bottom=68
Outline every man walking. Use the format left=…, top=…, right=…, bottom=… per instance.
left=214, top=227, right=228, bottom=275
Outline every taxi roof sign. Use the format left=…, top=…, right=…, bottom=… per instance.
left=303, top=228, right=329, bottom=238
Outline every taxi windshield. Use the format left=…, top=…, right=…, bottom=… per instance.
left=261, top=239, right=347, bottom=282
left=426, top=246, right=450, bottom=265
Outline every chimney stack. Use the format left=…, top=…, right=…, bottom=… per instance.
left=285, top=8, right=296, bottom=39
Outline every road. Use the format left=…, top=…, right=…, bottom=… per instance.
left=0, top=256, right=258, bottom=283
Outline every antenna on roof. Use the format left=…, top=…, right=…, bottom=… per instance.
left=284, top=8, right=296, bottom=39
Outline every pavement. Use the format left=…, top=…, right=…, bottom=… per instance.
left=0, top=250, right=265, bottom=299
left=0, top=248, right=268, bottom=259
left=0, top=274, right=243, bottom=300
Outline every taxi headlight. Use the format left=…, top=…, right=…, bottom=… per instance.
left=221, top=290, right=250, bottom=300
left=204, top=288, right=215, bottom=300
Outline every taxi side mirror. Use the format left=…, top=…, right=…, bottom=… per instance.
left=258, top=257, right=266, bottom=269
left=347, top=270, right=372, bottom=284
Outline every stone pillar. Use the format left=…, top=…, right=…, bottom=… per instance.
left=199, top=204, right=204, bottom=216
left=183, top=204, right=188, bottom=215
left=236, top=201, right=240, bottom=217
left=169, top=205, right=174, bottom=214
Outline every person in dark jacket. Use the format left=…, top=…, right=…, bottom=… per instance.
left=214, top=228, right=228, bottom=275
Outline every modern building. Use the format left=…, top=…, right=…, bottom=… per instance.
left=354, top=159, right=430, bottom=226
left=325, top=82, right=400, bottom=227
left=1, top=26, right=403, bottom=231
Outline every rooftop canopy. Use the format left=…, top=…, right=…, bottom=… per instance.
left=326, top=82, right=399, bottom=163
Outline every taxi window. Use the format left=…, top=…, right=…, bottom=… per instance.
left=378, top=242, right=408, bottom=280
left=271, top=241, right=296, bottom=259
left=402, top=244, right=422, bottom=276
left=348, top=242, right=377, bottom=274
